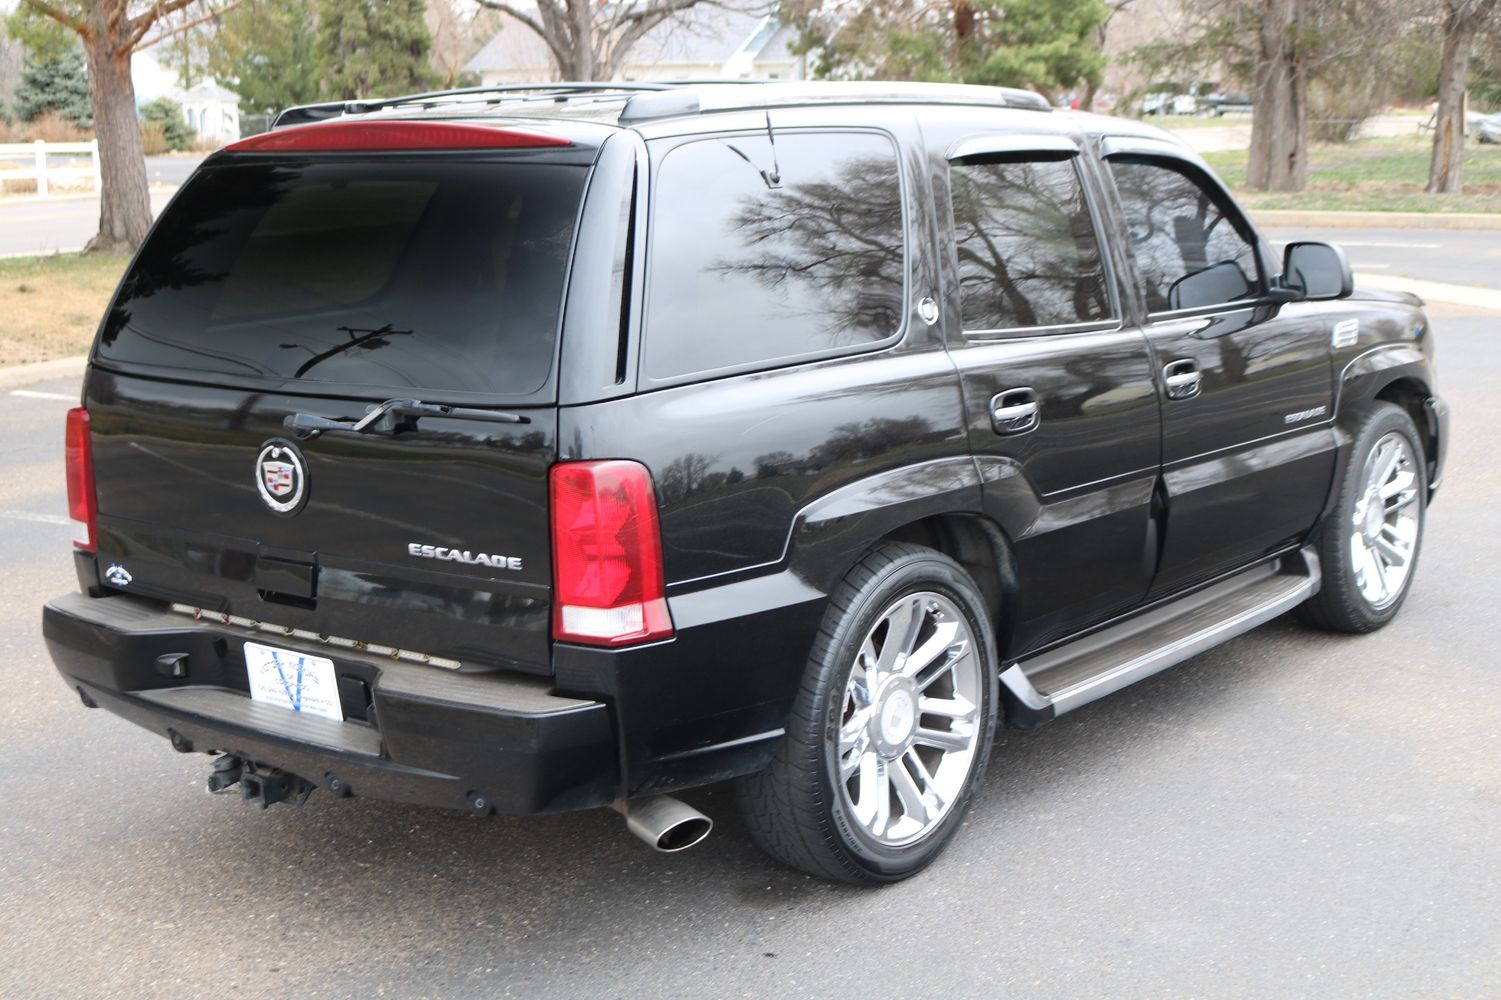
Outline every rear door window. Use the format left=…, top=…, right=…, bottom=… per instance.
left=948, top=155, right=1113, bottom=332
left=97, top=159, right=588, bottom=397
left=643, top=131, right=906, bottom=381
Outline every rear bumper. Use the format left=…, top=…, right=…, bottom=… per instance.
left=42, top=592, right=617, bottom=815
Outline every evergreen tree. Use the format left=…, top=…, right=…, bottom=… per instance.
left=208, top=0, right=324, bottom=114
left=317, top=0, right=438, bottom=100
left=12, top=44, right=92, bottom=126
left=789, top=0, right=1110, bottom=97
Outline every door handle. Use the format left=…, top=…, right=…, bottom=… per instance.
left=1163, top=360, right=1201, bottom=400
left=990, top=388, right=1039, bottom=435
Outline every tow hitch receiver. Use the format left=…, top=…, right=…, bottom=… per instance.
left=206, top=754, right=315, bottom=809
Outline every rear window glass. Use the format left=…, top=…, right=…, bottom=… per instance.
left=98, top=159, right=587, bottom=396
left=643, top=131, right=906, bottom=381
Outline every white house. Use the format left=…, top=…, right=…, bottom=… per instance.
left=130, top=50, right=241, bottom=143
left=177, top=81, right=242, bottom=143
left=464, top=9, right=805, bottom=85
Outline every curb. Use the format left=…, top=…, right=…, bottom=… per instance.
left=1253, top=209, right=1501, bottom=231
left=1354, top=272, right=1501, bottom=311
left=0, top=355, right=86, bottom=392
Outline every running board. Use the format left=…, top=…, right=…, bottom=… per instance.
left=1000, top=548, right=1321, bottom=721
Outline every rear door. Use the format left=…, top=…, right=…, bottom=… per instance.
left=931, top=129, right=1162, bottom=652
left=84, top=131, right=605, bottom=675
left=1101, top=141, right=1336, bottom=596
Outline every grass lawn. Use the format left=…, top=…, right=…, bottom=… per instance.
left=0, top=253, right=127, bottom=366
left=1203, top=134, right=1501, bottom=213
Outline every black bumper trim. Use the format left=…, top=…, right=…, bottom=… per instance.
left=43, top=592, right=618, bottom=815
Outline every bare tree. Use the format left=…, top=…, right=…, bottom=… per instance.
left=1138, top=0, right=1413, bottom=192
left=471, top=0, right=767, bottom=81
left=22, top=0, right=239, bottom=254
left=429, top=0, right=499, bottom=87
left=1246, top=0, right=1306, bottom=192
left=1083, top=0, right=1135, bottom=111
left=1428, top=0, right=1499, bottom=193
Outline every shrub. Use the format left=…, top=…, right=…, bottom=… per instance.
left=24, top=110, right=91, bottom=143
left=138, top=120, right=170, bottom=156
left=1308, top=75, right=1389, bottom=144
left=138, top=98, right=196, bottom=152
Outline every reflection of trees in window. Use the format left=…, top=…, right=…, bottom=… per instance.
left=1109, top=160, right=1259, bottom=312
left=643, top=132, right=905, bottom=381
left=949, top=158, right=1110, bottom=331
left=714, top=152, right=905, bottom=345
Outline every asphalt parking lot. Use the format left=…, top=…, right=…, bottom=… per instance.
left=0, top=307, right=1497, bottom=996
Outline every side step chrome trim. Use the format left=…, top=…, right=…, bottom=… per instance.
left=1000, top=548, right=1321, bottom=720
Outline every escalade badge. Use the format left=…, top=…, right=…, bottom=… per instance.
left=255, top=439, right=309, bottom=515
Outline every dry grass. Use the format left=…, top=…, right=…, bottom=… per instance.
left=1203, top=134, right=1501, bottom=213
left=0, top=253, right=127, bottom=366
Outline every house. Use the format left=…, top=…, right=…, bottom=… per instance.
left=177, top=81, right=242, bottom=143
left=131, top=50, right=241, bottom=143
left=464, top=8, right=805, bottom=84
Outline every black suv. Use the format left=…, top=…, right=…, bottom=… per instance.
left=44, top=82, right=1448, bottom=885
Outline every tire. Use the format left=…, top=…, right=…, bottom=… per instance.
left=1299, top=402, right=1427, bottom=633
left=736, top=542, right=999, bottom=885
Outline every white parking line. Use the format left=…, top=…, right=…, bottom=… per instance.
left=1334, top=241, right=1443, bottom=250
left=1270, top=240, right=1443, bottom=251
left=10, top=390, right=75, bottom=401
left=0, top=510, right=68, bottom=526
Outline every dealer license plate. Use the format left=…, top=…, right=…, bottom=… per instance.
left=244, top=641, right=343, bottom=722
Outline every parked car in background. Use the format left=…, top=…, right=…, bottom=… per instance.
left=44, top=81, right=1447, bottom=886
left=1476, top=112, right=1501, bottom=144
left=1200, top=88, right=1253, bottom=116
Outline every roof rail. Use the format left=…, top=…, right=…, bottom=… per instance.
left=270, top=80, right=1056, bottom=131
left=618, top=81, right=1054, bottom=124
left=272, top=82, right=678, bottom=129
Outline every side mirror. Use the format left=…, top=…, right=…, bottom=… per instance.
left=1282, top=241, right=1353, bottom=301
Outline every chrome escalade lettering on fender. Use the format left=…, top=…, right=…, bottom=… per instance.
left=407, top=543, right=522, bottom=571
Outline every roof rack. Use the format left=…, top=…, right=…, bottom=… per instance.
left=272, top=80, right=1055, bottom=131
left=272, top=82, right=679, bottom=128
left=618, top=81, right=1053, bottom=124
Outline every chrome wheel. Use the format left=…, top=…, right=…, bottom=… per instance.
left=832, top=591, right=983, bottom=848
left=1349, top=431, right=1421, bottom=610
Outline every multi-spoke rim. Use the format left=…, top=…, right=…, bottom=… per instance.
left=1350, top=431, right=1421, bottom=610
left=830, top=591, right=982, bottom=848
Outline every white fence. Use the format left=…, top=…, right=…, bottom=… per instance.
left=0, top=140, right=101, bottom=197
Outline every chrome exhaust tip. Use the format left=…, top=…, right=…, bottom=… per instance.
left=614, top=794, right=713, bottom=853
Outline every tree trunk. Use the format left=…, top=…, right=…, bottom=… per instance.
left=1427, top=11, right=1478, bottom=194
left=1246, top=0, right=1307, bottom=193
left=83, top=5, right=152, bottom=255
left=567, top=0, right=596, bottom=79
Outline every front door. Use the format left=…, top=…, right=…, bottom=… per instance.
left=933, top=132, right=1161, bottom=652
left=1103, top=148, right=1336, bottom=597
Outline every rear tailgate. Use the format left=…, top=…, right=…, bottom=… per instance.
left=82, top=129, right=601, bottom=675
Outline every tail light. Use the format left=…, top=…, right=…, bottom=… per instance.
left=550, top=460, right=672, bottom=646
left=65, top=407, right=96, bottom=552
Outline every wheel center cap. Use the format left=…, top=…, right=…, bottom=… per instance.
left=875, top=684, right=918, bottom=754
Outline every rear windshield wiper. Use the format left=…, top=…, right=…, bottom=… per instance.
left=285, top=398, right=529, bottom=438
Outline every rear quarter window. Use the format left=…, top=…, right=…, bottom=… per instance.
left=642, top=131, right=907, bottom=382
left=97, top=158, right=588, bottom=397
